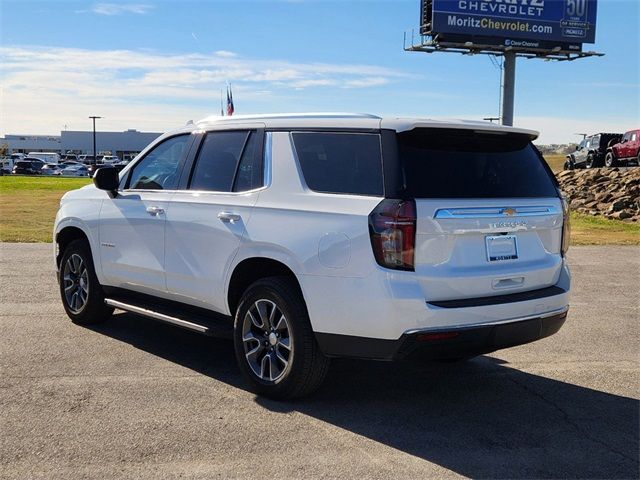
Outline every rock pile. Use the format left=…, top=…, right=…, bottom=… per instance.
left=555, top=167, right=640, bottom=222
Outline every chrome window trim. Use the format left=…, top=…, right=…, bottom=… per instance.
left=121, top=132, right=272, bottom=196
left=434, top=205, right=560, bottom=219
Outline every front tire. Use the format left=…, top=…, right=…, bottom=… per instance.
left=233, top=276, right=330, bottom=399
left=59, top=239, right=113, bottom=325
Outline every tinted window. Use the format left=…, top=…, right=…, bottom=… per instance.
left=397, top=129, right=558, bottom=198
left=190, top=131, right=248, bottom=192
left=128, top=135, right=190, bottom=190
left=591, top=136, right=599, bottom=148
left=234, top=132, right=263, bottom=192
left=292, top=132, right=383, bottom=196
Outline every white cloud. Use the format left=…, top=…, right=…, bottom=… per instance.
left=214, top=50, right=237, bottom=58
left=343, top=77, right=389, bottom=88
left=90, top=3, right=153, bottom=15
left=0, top=45, right=411, bottom=135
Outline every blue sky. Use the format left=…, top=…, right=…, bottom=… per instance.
left=1, top=0, right=638, bottom=143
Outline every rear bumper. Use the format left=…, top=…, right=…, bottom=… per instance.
left=316, top=309, right=567, bottom=361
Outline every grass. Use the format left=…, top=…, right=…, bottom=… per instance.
left=543, top=154, right=567, bottom=173
left=0, top=175, right=638, bottom=245
left=570, top=211, right=640, bottom=245
left=0, top=176, right=91, bottom=242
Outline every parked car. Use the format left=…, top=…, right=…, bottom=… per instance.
left=101, top=155, right=119, bottom=164
left=3, top=153, right=27, bottom=173
left=40, top=163, right=63, bottom=176
left=54, top=113, right=571, bottom=399
left=61, top=154, right=78, bottom=162
left=111, top=160, right=130, bottom=172
left=2, top=158, right=16, bottom=174
left=60, top=161, right=81, bottom=167
left=28, top=152, right=61, bottom=164
left=565, top=132, right=622, bottom=169
left=78, top=155, right=96, bottom=165
left=605, top=129, right=640, bottom=167
left=57, top=164, right=89, bottom=177
left=12, top=158, right=44, bottom=175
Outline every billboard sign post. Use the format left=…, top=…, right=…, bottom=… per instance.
left=408, top=0, right=603, bottom=125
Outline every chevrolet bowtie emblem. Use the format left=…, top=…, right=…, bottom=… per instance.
left=501, top=208, right=516, bottom=216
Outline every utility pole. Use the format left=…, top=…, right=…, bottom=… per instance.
left=500, top=51, right=516, bottom=126
left=89, top=116, right=102, bottom=165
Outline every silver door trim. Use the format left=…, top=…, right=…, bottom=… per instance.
left=105, top=298, right=209, bottom=333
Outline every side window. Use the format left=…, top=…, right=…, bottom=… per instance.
left=189, top=131, right=249, bottom=192
left=591, top=137, right=599, bottom=148
left=127, top=135, right=190, bottom=190
left=291, top=132, right=383, bottom=196
left=631, top=133, right=638, bottom=142
left=233, top=132, right=264, bottom=192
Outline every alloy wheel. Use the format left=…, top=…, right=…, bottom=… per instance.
left=241, top=299, right=293, bottom=382
left=63, top=253, right=89, bottom=313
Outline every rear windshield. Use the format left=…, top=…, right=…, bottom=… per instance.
left=397, top=129, right=558, bottom=198
left=292, top=132, right=383, bottom=196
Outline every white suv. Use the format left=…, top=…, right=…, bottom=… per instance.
left=54, top=113, right=571, bottom=398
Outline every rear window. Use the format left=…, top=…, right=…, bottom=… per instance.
left=397, top=129, right=558, bottom=198
left=292, top=132, right=383, bottom=196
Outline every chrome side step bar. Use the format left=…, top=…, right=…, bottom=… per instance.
left=105, top=298, right=210, bottom=334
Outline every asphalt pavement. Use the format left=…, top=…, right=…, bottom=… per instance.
left=1, top=244, right=638, bottom=479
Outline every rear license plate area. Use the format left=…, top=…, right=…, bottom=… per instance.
left=486, top=235, right=518, bottom=262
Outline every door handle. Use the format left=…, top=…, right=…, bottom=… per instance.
left=218, top=212, right=241, bottom=224
left=146, top=206, right=165, bottom=216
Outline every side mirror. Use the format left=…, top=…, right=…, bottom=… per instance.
left=575, top=145, right=579, bottom=151
left=93, top=166, right=119, bottom=194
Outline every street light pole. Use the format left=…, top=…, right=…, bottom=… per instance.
left=89, top=116, right=102, bottom=165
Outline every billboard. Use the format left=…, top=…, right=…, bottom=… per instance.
left=424, top=0, right=598, bottom=45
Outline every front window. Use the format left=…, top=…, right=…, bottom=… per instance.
left=189, top=131, right=250, bottom=192
left=127, top=135, right=190, bottom=190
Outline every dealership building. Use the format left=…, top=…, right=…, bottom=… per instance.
left=1, top=129, right=162, bottom=158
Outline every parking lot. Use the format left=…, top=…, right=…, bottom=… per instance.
left=1, top=243, right=638, bottom=479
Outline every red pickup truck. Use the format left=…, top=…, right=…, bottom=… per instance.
left=605, top=129, right=640, bottom=167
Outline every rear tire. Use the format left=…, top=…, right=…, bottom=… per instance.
left=233, top=276, right=330, bottom=399
left=59, top=239, right=113, bottom=325
left=605, top=152, right=617, bottom=168
left=586, top=153, right=596, bottom=168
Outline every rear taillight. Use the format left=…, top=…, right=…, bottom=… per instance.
left=561, top=197, right=570, bottom=257
left=368, top=199, right=416, bottom=271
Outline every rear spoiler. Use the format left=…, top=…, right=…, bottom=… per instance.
left=381, top=118, right=539, bottom=141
